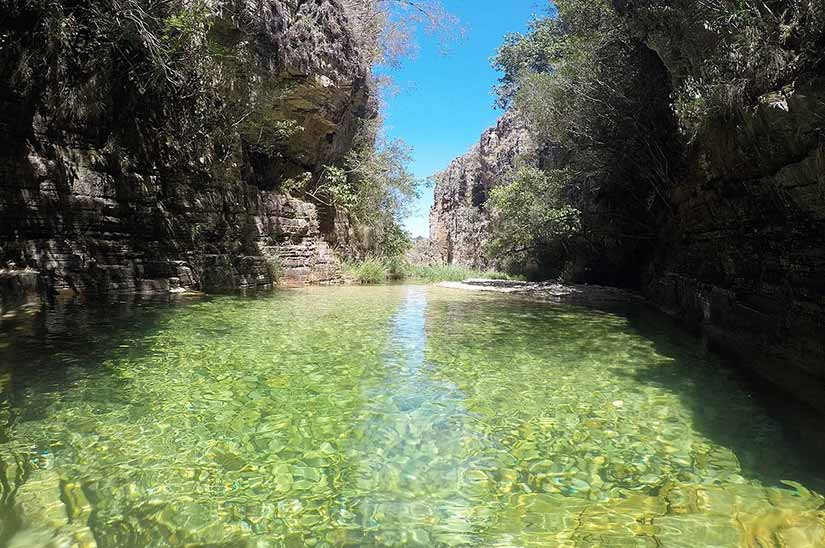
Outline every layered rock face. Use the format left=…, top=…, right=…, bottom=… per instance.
left=644, top=80, right=825, bottom=413
left=0, top=0, right=371, bottom=302
left=433, top=83, right=825, bottom=413
left=429, top=111, right=535, bottom=268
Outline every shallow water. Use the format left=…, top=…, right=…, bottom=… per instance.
left=0, top=285, right=823, bottom=547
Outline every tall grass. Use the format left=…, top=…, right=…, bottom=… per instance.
left=345, top=259, right=388, bottom=284
left=344, top=259, right=520, bottom=284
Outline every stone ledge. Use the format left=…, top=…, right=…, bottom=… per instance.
left=437, top=279, right=644, bottom=306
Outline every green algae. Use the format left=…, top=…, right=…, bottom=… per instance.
left=0, top=285, right=822, bottom=547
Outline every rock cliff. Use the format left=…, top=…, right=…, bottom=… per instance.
left=0, top=0, right=373, bottom=305
left=432, top=80, right=825, bottom=414
left=644, top=79, right=825, bottom=414
left=429, top=111, right=535, bottom=268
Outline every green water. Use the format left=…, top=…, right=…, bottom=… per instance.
left=0, top=285, right=822, bottom=547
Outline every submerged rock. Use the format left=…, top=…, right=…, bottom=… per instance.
left=438, top=279, right=643, bottom=307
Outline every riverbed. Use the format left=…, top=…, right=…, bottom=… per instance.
left=0, top=285, right=822, bottom=547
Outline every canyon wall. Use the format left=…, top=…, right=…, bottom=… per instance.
left=429, top=111, right=535, bottom=268
left=432, top=88, right=824, bottom=414
left=0, top=0, right=371, bottom=310
left=644, top=81, right=825, bottom=414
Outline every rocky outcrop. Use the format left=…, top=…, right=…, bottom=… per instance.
left=644, top=80, right=825, bottom=414
left=435, top=81, right=825, bottom=414
left=405, top=236, right=438, bottom=266
left=429, top=111, right=536, bottom=268
left=0, top=0, right=371, bottom=306
left=255, top=194, right=342, bottom=284
left=0, top=270, right=44, bottom=316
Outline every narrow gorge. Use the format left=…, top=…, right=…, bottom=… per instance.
left=430, top=2, right=825, bottom=421
left=0, top=1, right=824, bottom=546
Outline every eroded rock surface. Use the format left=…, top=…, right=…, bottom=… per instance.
left=644, top=81, right=825, bottom=414
left=0, top=0, right=370, bottom=306
left=429, top=111, right=536, bottom=268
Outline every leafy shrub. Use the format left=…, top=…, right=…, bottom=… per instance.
left=325, top=127, right=419, bottom=259
left=384, top=256, right=411, bottom=280
left=487, top=166, right=581, bottom=261
left=616, top=0, right=825, bottom=138
left=346, top=259, right=388, bottom=284
left=344, top=260, right=519, bottom=284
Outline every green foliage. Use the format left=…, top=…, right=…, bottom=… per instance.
left=281, top=173, right=313, bottom=196
left=618, top=0, right=825, bottom=138
left=241, top=114, right=304, bottom=157
left=164, top=3, right=212, bottom=52
left=377, top=223, right=413, bottom=259
left=488, top=166, right=581, bottom=259
left=0, top=0, right=237, bottom=168
left=384, top=256, right=409, bottom=280
left=347, top=130, right=420, bottom=225
left=344, top=259, right=519, bottom=284
left=314, top=122, right=419, bottom=259
left=488, top=0, right=824, bottom=283
left=488, top=0, right=677, bottom=283
left=324, top=165, right=356, bottom=208
left=345, top=258, right=389, bottom=284
left=404, top=264, right=519, bottom=283
left=492, top=9, right=566, bottom=108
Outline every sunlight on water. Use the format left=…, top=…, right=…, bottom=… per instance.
left=0, top=285, right=822, bottom=547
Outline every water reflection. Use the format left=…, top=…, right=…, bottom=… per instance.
left=0, top=286, right=821, bottom=547
left=349, top=287, right=502, bottom=546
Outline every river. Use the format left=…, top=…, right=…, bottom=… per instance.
left=0, top=285, right=822, bottom=546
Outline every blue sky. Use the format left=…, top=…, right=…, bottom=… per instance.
left=380, top=1, right=544, bottom=238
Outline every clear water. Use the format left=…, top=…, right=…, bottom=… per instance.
left=0, top=285, right=822, bottom=547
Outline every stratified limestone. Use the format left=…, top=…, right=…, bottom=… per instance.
left=0, top=270, right=44, bottom=315
left=644, top=80, right=825, bottom=415
left=0, top=1, right=371, bottom=307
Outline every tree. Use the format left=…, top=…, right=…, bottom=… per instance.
left=488, top=166, right=580, bottom=263
left=343, top=0, right=466, bottom=67
left=615, top=0, right=825, bottom=138
left=285, top=119, right=419, bottom=259
left=488, top=0, right=677, bottom=283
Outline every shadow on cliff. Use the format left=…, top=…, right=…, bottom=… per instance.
left=618, top=304, right=825, bottom=493
left=0, top=294, right=205, bottom=430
